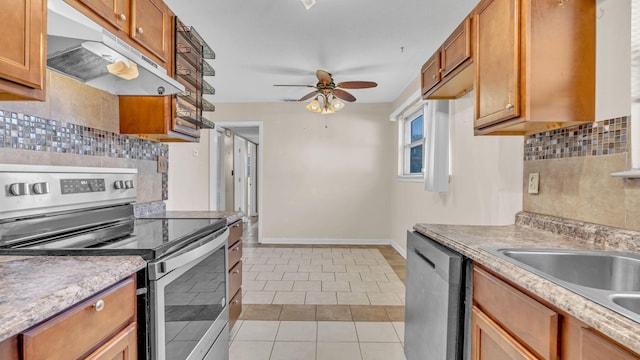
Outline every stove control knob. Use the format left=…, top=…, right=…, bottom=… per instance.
left=32, top=182, right=50, bottom=195
left=114, top=180, right=125, bottom=189
left=9, top=183, right=29, bottom=196
left=124, top=180, right=134, bottom=189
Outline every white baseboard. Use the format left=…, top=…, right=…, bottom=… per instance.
left=260, top=238, right=392, bottom=246
left=390, top=240, right=407, bottom=259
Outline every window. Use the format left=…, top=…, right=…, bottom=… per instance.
left=402, top=108, right=425, bottom=176
left=396, top=100, right=450, bottom=191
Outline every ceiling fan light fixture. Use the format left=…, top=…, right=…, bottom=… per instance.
left=306, top=99, right=322, bottom=113
left=330, top=97, right=344, bottom=112
left=300, top=0, right=316, bottom=10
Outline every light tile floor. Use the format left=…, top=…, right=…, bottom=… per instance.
left=242, top=247, right=405, bottom=306
left=229, top=320, right=406, bottom=360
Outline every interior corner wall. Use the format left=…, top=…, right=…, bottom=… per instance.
left=390, top=92, right=524, bottom=251
left=166, top=130, right=212, bottom=211
left=205, top=102, right=395, bottom=241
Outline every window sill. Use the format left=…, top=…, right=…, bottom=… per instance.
left=396, top=175, right=423, bottom=183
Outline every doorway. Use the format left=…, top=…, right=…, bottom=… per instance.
left=214, top=122, right=263, bottom=243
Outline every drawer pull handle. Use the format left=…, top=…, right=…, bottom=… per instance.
left=119, top=13, right=126, bottom=21
left=233, top=270, right=240, bottom=274
left=137, top=27, right=144, bottom=34
left=432, top=75, right=436, bottom=79
left=93, top=299, right=105, bottom=312
left=232, top=247, right=240, bottom=252
left=506, top=103, right=514, bottom=110
left=233, top=299, right=240, bottom=304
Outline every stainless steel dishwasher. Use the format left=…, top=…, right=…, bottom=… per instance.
left=404, top=231, right=472, bottom=360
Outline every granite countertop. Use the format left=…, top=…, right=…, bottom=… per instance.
left=137, top=210, right=244, bottom=225
left=413, top=212, right=640, bottom=355
left=0, top=255, right=146, bottom=343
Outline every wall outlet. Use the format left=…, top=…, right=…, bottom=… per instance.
left=528, top=172, right=540, bottom=194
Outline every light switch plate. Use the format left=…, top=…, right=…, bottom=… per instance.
left=157, top=156, right=168, bottom=173
left=528, top=172, right=540, bottom=194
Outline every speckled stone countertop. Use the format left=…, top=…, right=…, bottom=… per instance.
left=0, top=256, right=146, bottom=343
left=414, top=212, right=640, bottom=355
left=137, top=211, right=244, bottom=225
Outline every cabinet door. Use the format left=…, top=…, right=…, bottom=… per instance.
left=0, top=0, right=45, bottom=89
left=441, top=17, right=472, bottom=77
left=474, top=0, right=520, bottom=129
left=421, top=50, right=441, bottom=96
left=472, top=307, right=538, bottom=360
left=130, top=0, right=171, bottom=62
left=85, top=322, right=137, bottom=360
left=75, top=0, right=131, bottom=33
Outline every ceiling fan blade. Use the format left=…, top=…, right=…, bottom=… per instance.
left=336, top=81, right=378, bottom=89
left=273, top=84, right=316, bottom=88
left=298, top=91, right=319, bottom=101
left=333, top=89, right=356, bottom=102
left=316, top=70, right=332, bottom=85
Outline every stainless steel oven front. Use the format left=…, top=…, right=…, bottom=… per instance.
left=148, top=227, right=230, bottom=360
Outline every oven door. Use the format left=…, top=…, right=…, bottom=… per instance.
left=149, top=228, right=229, bottom=360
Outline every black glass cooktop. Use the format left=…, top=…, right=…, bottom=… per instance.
left=0, top=217, right=226, bottom=261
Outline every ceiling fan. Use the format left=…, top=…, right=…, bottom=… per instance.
left=274, top=70, right=377, bottom=114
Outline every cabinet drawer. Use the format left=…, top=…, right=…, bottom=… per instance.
left=22, top=277, right=136, bottom=360
left=580, top=328, right=640, bottom=360
left=228, top=221, right=243, bottom=246
left=229, top=288, right=242, bottom=331
left=228, top=239, right=242, bottom=268
left=473, top=267, right=559, bottom=360
left=229, top=261, right=242, bottom=299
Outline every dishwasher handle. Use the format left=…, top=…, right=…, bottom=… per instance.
left=414, top=249, right=436, bottom=269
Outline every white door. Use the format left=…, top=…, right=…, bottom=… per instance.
left=233, top=136, right=247, bottom=216
left=248, top=142, right=258, bottom=217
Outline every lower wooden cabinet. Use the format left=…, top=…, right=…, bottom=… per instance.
left=227, top=219, right=243, bottom=331
left=473, top=265, right=640, bottom=360
left=473, top=267, right=558, bottom=360
left=86, top=322, right=137, bottom=360
left=472, top=307, right=537, bottom=360
left=18, top=276, right=137, bottom=360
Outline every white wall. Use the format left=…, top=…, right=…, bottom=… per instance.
left=166, top=130, right=213, bottom=211
left=207, top=102, right=395, bottom=242
left=390, top=92, right=524, bottom=251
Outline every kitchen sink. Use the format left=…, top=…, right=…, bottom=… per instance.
left=611, top=294, right=640, bottom=315
left=483, top=248, right=640, bottom=324
left=500, top=250, right=640, bottom=292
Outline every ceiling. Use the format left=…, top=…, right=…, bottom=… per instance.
left=163, top=0, right=477, bottom=104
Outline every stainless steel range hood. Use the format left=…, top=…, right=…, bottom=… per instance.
left=47, top=0, right=184, bottom=96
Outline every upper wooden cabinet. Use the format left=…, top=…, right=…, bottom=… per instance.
left=74, top=0, right=130, bottom=33
left=422, top=17, right=474, bottom=100
left=130, top=0, right=172, bottom=63
left=473, top=0, right=596, bottom=135
left=0, top=0, right=47, bottom=101
left=66, top=0, right=172, bottom=70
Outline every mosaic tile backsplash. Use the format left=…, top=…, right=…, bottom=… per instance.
left=524, top=117, right=628, bottom=161
left=0, top=109, right=169, bottom=200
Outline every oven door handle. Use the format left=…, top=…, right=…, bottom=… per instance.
left=148, top=228, right=229, bottom=280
